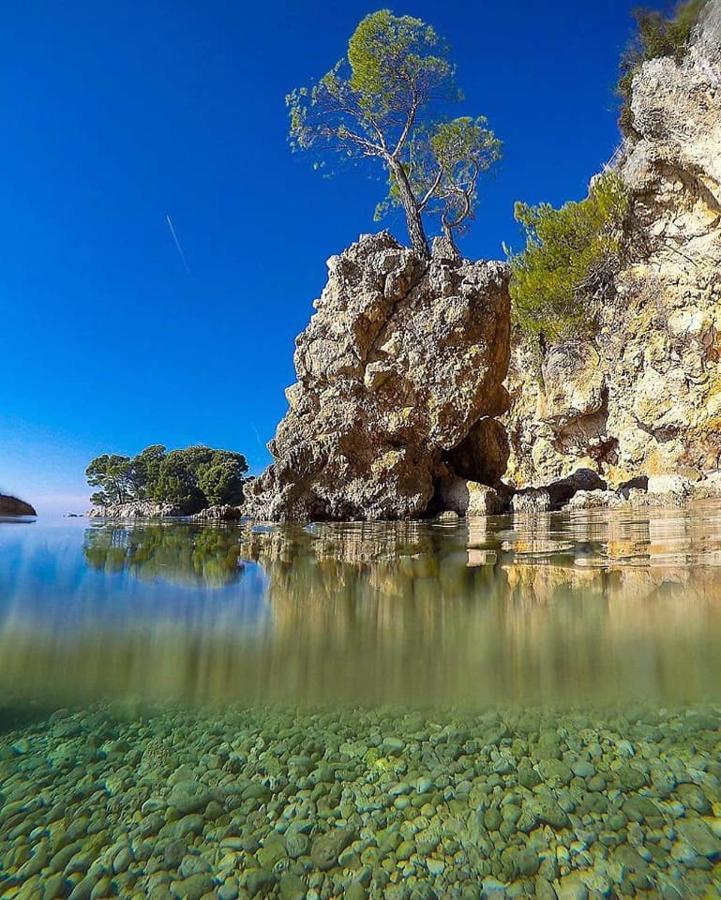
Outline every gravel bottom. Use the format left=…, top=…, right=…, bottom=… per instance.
left=0, top=702, right=720, bottom=898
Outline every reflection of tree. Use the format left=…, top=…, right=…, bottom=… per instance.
left=83, top=524, right=244, bottom=588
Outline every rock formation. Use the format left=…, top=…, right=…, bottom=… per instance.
left=0, top=495, right=36, bottom=516
left=506, top=6, right=721, bottom=488
left=246, top=232, right=511, bottom=521
left=87, top=501, right=188, bottom=519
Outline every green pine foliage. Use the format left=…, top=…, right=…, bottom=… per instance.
left=86, top=445, right=249, bottom=511
left=286, top=10, right=500, bottom=256
left=618, top=0, right=707, bottom=129
left=509, top=173, right=630, bottom=343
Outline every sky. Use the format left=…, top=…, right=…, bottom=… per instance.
left=0, top=0, right=645, bottom=514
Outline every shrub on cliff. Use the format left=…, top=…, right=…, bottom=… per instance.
left=86, top=444, right=248, bottom=511
left=509, top=173, right=629, bottom=344
left=618, top=0, right=707, bottom=130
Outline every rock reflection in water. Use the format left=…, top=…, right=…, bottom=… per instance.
left=0, top=504, right=720, bottom=706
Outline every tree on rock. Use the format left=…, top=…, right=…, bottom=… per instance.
left=86, top=445, right=249, bottom=511
left=287, top=10, right=501, bottom=258
left=86, top=454, right=135, bottom=507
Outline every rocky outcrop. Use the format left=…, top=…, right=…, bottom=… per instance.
left=506, top=7, right=721, bottom=488
left=512, top=468, right=606, bottom=513
left=87, top=501, right=188, bottom=519
left=191, top=504, right=243, bottom=521
left=246, top=232, right=511, bottom=521
left=0, top=495, right=36, bottom=516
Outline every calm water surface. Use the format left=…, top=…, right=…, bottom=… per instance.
left=1, top=506, right=720, bottom=896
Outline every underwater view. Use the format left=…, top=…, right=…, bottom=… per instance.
left=4, top=0, right=721, bottom=896
left=1, top=506, right=721, bottom=898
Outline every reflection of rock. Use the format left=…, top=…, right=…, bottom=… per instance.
left=512, top=469, right=606, bottom=513
left=506, top=13, right=721, bottom=486
left=83, top=524, right=244, bottom=587
left=0, top=495, right=36, bottom=516
left=3, top=506, right=721, bottom=706
left=246, top=232, right=511, bottom=522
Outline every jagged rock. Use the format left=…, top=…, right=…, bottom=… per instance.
left=506, top=8, right=721, bottom=487
left=87, top=501, right=188, bottom=519
left=512, top=469, right=606, bottom=514
left=647, top=474, right=695, bottom=496
left=192, top=504, right=243, bottom=521
left=0, top=495, right=36, bottom=516
left=247, top=232, right=511, bottom=521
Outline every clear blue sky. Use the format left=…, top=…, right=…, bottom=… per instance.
left=1, top=0, right=642, bottom=513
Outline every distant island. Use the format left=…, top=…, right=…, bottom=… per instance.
left=86, top=444, right=248, bottom=518
left=0, top=494, right=37, bottom=517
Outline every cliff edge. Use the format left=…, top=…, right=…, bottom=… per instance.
left=506, top=4, right=721, bottom=486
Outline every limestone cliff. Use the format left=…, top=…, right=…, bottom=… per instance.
left=506, top=3, right=721, bottom=487
left=246, top=232, right=510, bottom=521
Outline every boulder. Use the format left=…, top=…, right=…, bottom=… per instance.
left=565, top=489, right=626, bottom=511
left=512, top=469, right=606, bottom=513
left=247, top=232, right=511, bottom=521
left=647, top=474, right=695, bottom=496
left=436, top=476, right=505, bottom=517
left=0, top=495, right=36, bottom=516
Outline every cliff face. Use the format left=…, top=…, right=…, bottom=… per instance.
left=506, top=7, right=721, bottom=487
left=247, top=232, right=510, bottom=521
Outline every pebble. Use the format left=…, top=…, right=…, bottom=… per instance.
left=0, top=701, right=718, bottom=897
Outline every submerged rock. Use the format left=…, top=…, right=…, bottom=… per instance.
left=247, top=232, right=510, bottom=521
left=0, top=494, right=36, bottom=516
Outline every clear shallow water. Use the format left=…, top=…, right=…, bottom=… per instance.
left=1, top=506, right=721, bottom=896
left=2, top=507, right=721, bottom=707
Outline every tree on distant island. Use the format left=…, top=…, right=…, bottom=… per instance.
left=86, top=445, right=248, bottom=512
left=286, top=9, right=501, bottom=257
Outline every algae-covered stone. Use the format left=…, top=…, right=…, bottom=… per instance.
left=170, top=873, right=214, bottom=899
left=676, top=819, right=721, bottom=858
left=168, top=781, right=211, bottom=815
left=310, top=828, right=355, bottom=870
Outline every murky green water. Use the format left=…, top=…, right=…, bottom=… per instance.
left=1, top=505, right=721, bottom=897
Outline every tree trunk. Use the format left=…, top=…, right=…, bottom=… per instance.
left=388, top=158, right=429, bottom=258
left=442, top=221, right=461, bottom=259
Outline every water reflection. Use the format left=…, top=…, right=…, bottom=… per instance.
left=1, top=503, right=721, bottom=706
left=83, top=523, right=245, bottom=587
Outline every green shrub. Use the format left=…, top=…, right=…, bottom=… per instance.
left=509, top=173, right=630, bottom=344
left=618, top=0, right=707, bottom=129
